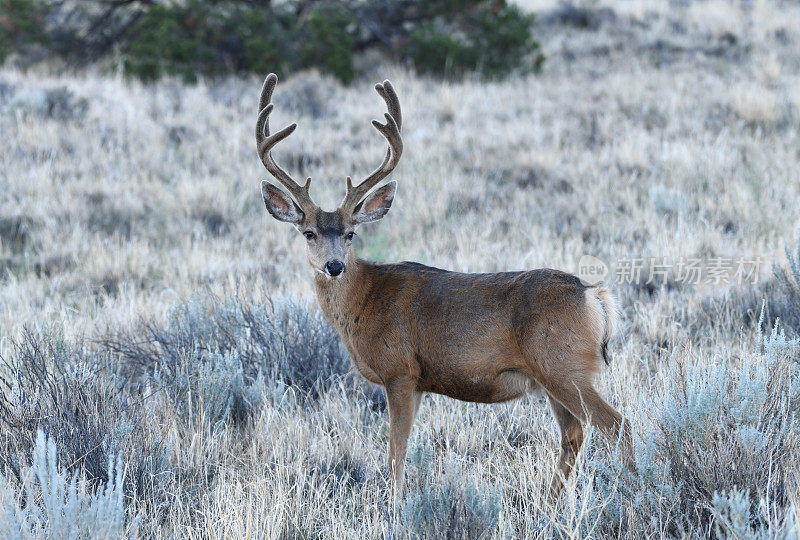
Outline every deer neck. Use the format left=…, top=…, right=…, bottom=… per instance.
left=313, top=258, right=373, bottom=334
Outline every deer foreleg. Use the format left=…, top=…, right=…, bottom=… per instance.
left=385, top=377, right=420, bottom=498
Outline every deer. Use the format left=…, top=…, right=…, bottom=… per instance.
left=255, top=73, right=632, bottom=498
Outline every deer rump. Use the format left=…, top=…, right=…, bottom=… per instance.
left=344, top=263, right=616, bottom=404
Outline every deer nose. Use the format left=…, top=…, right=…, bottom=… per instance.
left=325, top=260, right=345, bottom=277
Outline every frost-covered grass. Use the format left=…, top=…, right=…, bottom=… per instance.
left=2, top=0, right=800, bottom=537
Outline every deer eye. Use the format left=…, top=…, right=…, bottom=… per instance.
left=303, top=231, right=316, bottom=240
left=345, top=232, right=355, bottom=241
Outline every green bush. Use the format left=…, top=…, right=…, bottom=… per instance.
left=123, top=1, right=296, bottom=82
left=297, top=4, right=357, bottom=84
left=123, top=1, right=363, bottom=83
left=1, top=0, right=540, bottom=83
left=0, top=0, right=49, bottom=63
left=0, top=330, right=172, bottom=536
left=405, top=0, right=544, bottom=79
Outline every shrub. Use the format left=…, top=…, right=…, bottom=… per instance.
left=402, top=445, right=503, bottom=538
left=100, top=293, right=352, bottom=416
left=0, top=431, right=128, bottom=539
left=0, top=0, right=49, bottom=64
left=404, top=0, right=544, bottom=79
left=0, top=331, right=137, bottom=488
left=0, top=331, right=171, bottom=529
left=1, top=0, right=541, bottom=83
left=123, top=0, right=297, bottom=82
left=775, top=230, right=800, bottom=332
left=587, top=313, right=800, bottom=537
left=0, top=215, right=39, bottom=254
left=297, top=3, right=357, bottom=84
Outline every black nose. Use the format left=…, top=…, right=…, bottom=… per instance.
left=325, top=260, right=344, bottom=277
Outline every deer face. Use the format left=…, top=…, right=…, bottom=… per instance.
left=261, top=180, right=396, bottom=279
left=255, top=73, right=402, bottom=281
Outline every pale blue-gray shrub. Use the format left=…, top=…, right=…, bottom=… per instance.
left=585, top=314, right=800, bottom=537
left=402, top=445, right=503, bottom=539
left=0, top=431, right=128, bottom=539
left=775, top=229, right=800, bottom=331
left=0, top=330, right=161, bottom=502
left=101, top=293, right=356, bottom=429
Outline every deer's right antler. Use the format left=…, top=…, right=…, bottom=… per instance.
left=255, top=73, right=316, bottom=211
left=341, top=80, right=403, bottom=212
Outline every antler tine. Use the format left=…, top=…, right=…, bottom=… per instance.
left=342, top=80, right=403, bottom=211
left=255, top=73, right=315, bottom=210
left=376, top=80, right=402, bottom=131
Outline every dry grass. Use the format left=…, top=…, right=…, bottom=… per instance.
left=1, top=0, right=800, bottom=537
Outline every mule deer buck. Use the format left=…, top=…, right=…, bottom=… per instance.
left=256, top=73, right=631, bottom=497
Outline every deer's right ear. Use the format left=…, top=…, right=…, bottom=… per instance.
left=261, top=181, right=304, bottom=224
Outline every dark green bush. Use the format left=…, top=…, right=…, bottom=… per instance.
left=123, top=1, right=363, bottom=83
left=298, top=3, right=357, bottom=84
left=405, top=0, right=544, bottom=78
left=0, top=0, right=49, bottom=63
left=1, top=0, right=542, bottom=83
left=124, top=1, right=296, bottom=82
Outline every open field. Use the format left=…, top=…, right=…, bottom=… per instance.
left=1, top=0, right=799, bottom=537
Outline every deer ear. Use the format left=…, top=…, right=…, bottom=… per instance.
left=262, top=181, right=304, bottom=224
left=352, top=181, right=396, bottom=224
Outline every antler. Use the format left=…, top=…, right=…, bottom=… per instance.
left=255, top=73, right=315, bottom=211
left=341, top=80, right=403, bottom=212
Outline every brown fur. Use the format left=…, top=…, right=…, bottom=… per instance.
left=313, top=258, right=631, bottom=496
left=255, top=73, right=631, bottom=498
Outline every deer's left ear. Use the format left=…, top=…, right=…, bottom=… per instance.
left=352, top=181, right=396, bottom=224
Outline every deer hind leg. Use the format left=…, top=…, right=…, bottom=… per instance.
left=544, top=378, right=632, bottom=461
left=547, top=396, right=584, bottom=497
left=385, top=377, right=421, bottom=499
